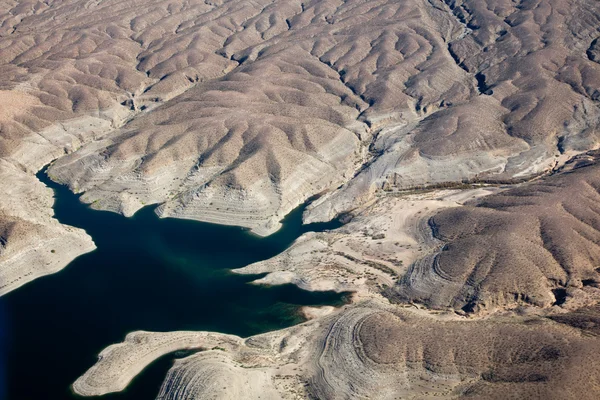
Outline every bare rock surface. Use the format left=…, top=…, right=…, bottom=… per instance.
left=235, top=187, right=497, bottom=296
left=39, top=0, right=475, bottom=235
left=0, top=159, right=95, bottom=295
left=48, top=50, right=365, bottom=234
left=2, top=0, right=600, bottom=281
left=72, top=330, right=243, bottom=397
left=395, top=151, right=600, bottom=313
left=306, top=303, right=600, bottom=400
left=3, top=0, right=600, bottom=399
left=306, top=0, right=600, bottom=222
left=77, top=300, right=600, bottom=400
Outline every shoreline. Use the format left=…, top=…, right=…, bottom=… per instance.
left=70, top=186, right=492, bottom=397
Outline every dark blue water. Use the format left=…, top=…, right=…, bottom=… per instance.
left=0, top=168, right=348, bottom=400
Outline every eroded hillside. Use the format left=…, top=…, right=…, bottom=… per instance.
left=395, top=152, right=600, bottom=313
left=2, top=0, right=600, bottom=399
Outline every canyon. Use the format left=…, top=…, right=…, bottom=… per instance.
left=2, top=0, right=600, bottom=398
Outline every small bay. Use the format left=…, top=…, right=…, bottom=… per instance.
left=0, top=169, right=348, bottom=400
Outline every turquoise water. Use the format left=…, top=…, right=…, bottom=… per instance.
left=0, top=169, right=348, bottom=400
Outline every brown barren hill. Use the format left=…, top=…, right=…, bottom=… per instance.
left=2, top=0, right=600, bottom=399
left=132, top=303, right=600, bottom=400
left=305, top=0, right=600, bottom=223
left=396, top=151, right=600, bottom=313
left=2, top=0, right=600, bottom=265
left=307, top=305, right=600, bottom=400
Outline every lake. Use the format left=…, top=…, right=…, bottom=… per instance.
left=0, top=168, right=348, bottom=400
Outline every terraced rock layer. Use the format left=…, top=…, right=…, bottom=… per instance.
left=2, top=0, right=600, bottom=287
left=0, top=159, right=95, bottom=295
left=76, top=302, right=600, bottom=399
left=395, top=151, right=600, bottom=313
left=2, top=0, right=600, bottom=399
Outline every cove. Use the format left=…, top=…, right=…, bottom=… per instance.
left=0, top=168, right=349, bottom=400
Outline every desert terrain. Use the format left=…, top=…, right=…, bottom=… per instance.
left=2, top=0, right=600, bottom=398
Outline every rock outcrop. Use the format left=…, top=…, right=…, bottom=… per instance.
left=395, top=151, right=600, bottom=312
left=76, top=301, right=600, bottom=400
left=0, top=159, right=95, bottom=295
